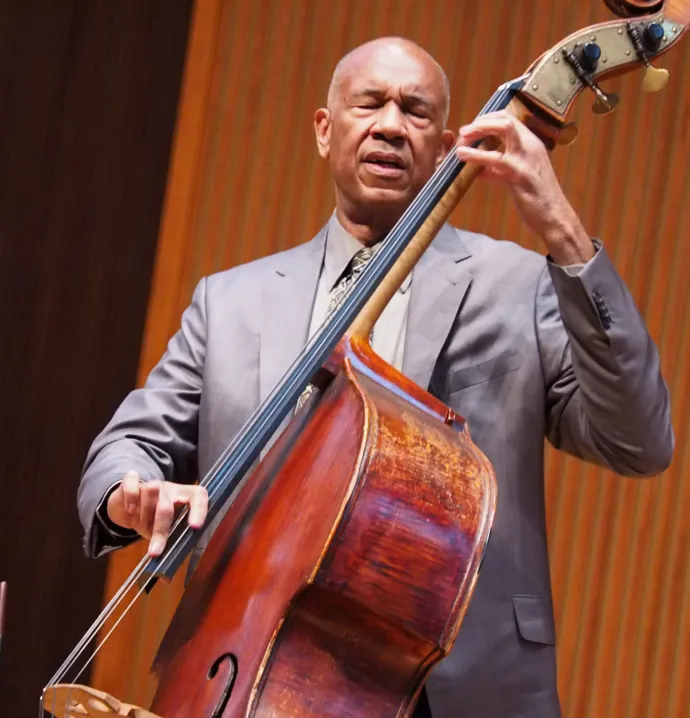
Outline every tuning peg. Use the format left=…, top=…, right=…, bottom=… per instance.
left=557, top=122, right=579, bottom=146
left=592, top=87, right=620, bottom=115
left=627, top=21, right=670, bottom=93
left=642, top=65, right=670, bottom=93
left=561, top=47, right=620, bottom=117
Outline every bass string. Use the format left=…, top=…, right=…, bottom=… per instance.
left=41, top=553, right=151, bottom=715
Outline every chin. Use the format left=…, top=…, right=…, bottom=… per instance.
left=361, top=185, right=411, bottom=206
left=355, top=192, right=410, bottom=231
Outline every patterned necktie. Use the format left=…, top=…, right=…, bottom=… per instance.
left=296, top=245, right=377, bottom=410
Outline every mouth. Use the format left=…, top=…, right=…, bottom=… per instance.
left=362, top=152, right=407, bottom=178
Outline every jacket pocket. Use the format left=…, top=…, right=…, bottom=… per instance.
left=447, top=349, right=522, bottom=393
left=512, top=595, right=556, bottom=645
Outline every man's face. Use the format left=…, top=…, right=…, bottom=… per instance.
left=315, top=42, right=453, bottom=228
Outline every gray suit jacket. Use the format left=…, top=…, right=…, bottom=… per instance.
left=78, top=223, right=673, bottom=717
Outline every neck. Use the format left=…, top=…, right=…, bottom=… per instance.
left=335, top=201, right=404, bottom=246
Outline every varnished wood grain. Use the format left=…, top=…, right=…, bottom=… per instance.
left=149, top=338, right=494, bottom=716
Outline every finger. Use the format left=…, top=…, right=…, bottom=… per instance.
left=121, top=471, right=142, bottom=517
left=138, top=480, right=162, bottom=539
left=458, top=116, right=516, bottom=143
left=455, top=146, right=507, bottom=169
left=149, top=487, right=175, bottom=557
left=185, top=486, right=209, bottom=530
left=464, top=117, right=547, bottom=159
left=456, top=147, right=524, bottom=186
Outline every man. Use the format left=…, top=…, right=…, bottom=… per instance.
left=78, top=37, right=673, bottom=717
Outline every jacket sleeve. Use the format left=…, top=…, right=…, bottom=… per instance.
left=536, top=242, right=674, bottom=477
left=77, top=277, right=208, bottom=557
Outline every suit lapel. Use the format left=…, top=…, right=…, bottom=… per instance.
left=403, top=224, right=473, bottom=391
left=259, top=222, right=471, bottom=405
left=259, top=227, right=326, bottom=404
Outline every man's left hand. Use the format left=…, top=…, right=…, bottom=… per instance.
left=455, top=111, right=595, bottom=266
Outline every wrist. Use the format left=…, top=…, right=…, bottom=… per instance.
left=540, top=212, right=594, bottom=266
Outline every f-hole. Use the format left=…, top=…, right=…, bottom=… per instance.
left=208, top=653, right=238, bottom=718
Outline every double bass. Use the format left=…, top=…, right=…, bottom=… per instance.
left=41, top=1, right=689, bottom=715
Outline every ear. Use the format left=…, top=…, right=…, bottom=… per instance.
left=314, top=108, right=332, bottom=159
left=436, top=129, right=456, bottom=166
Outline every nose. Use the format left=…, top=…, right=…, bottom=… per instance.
left=371, top=102, right=407, bottom=143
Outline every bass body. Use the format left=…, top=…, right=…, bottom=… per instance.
left=150, top=336, right=496, bottom=717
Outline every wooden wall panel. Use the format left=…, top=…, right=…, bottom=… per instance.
left=91, top=1, right=690, bottom=715
left=0, top=1, right=193, bottom=715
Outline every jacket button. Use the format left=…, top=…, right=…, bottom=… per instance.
left=592, top=292, right=612, bottom=328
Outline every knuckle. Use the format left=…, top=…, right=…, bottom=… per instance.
left=160, top=484, right=174, bottom=501
left=141, top=482, right=161, bottom=505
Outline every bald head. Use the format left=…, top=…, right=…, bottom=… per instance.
left=327, top=37, right=451, bottom=125
left=313, top=35, right=456, bottom=241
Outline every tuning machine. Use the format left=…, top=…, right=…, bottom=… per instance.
left=592, top=88, right=621, bottom=116
left=627, top=21, right=670, bottom=92
left=562, top=45, right=620, bottom=116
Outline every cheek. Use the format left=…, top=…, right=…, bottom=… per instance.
left=411, top=155, right=437, bottom=184
left=330, top=134, right=362, bottom=178
left=330, top=120, right=366, bottom=158
left=412, top=138, right=444, bottom=179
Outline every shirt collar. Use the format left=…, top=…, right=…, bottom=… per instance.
left=324, top=212, right=412, bottom=294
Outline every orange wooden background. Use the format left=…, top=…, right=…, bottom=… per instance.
left=90, top=1, right=690, bottom=716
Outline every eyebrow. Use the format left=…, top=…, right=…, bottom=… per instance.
left=350, top=88, right=437, bottom=113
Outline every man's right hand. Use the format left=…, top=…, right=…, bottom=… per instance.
left=106, top=470, right=209, bottom=556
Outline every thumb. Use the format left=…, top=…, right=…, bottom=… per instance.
left=106, top=473, right=141, bottom=529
